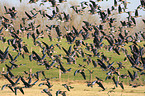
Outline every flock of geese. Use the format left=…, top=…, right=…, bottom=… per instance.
left=0, top=0, right=145, bottom=96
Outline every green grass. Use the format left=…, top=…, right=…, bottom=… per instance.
left=0, top=36, right=145, bottom=85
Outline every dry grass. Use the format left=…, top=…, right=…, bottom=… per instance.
left=0, top=78, right=145, bottom=96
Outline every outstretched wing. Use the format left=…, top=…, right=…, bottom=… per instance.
left=119, top=82, right=124, bottom=89
left=42, top=41, right=49, bottom=49
left=3, top=74, right=15, bottom=85
left=32, top=13, right=38, bottom=17
left=4, top=6, right=8, bottom=13
left=68, top=46, right=72, bottom=54
left=74, top=70, right=79, bottom=76
left=128, top=70, right=134, bottom=81
left=1, top=84, right=8, bottom=90
left=32, top=51, right=41, bottom=61
left=25, top=11, right=32, bottom=19
left=62, top=47, right=69, bottom=56
left=80, top=71, right=86, bottom=80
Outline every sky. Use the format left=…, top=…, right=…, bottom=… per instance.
left=0, top=0, right=143, bottom=13
left=0, top=0, right=142, bottom=11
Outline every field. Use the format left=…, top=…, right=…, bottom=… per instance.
left=0, top=0, right=145, bottom=96
left=0, top=37, right=145, bottom=96
left=0, top=79, right=145, bottom=96
left=0, top=37, right=144, bottom=82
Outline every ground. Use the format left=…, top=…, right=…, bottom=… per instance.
left=0, top=78, right=145, bottom=96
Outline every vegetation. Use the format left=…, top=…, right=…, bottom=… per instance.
left=0, top=0, right=145, bottom=96
left=0, top=79, right=145, bottom=96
